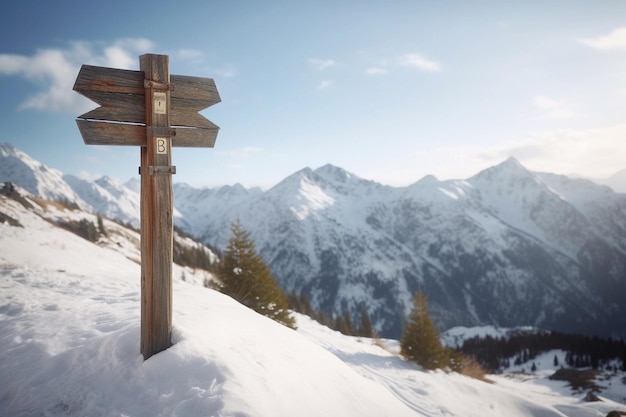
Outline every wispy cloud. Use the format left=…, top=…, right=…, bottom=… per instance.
left=471, top=124, right=626, bottom=178
left=177, top=48, right=204, bottom=62
left=174, top=49, right=235, bottom=78
left=396, top=53, right=441, bottom=72
left=532, top=95, right=574, bottom=120
left=579, top=27, right=626, bottom=51
left=365, top=67, right=387, bottom=75
left=308, top=58, right=337, bottom=70
left=317, top=80, right=333, bottom=90
left=365, top=52, right=441, bottom=76
left=0, top=38, right=152, bottom=113
left=101, top=38, right=154, bottom=69
left=401, top=124, right=626, bottom=184
left=212, top=64, right=236, bottom=78
left=0, top=38, right=154, bottom=113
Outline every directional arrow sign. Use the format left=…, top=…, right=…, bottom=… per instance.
left=73, top=54, right=221, bottom=360
left=73, top=64, right=221, bottom=147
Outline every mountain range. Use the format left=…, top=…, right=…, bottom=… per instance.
left=1, top=141, right=625, bottom=340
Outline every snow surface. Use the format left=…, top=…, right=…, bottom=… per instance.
left=4, top=144, right=626, bottom=340
left=1, top=193, right=626, bottom=416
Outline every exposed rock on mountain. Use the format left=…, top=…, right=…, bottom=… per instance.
left=2, top=142, right=624, bottom=339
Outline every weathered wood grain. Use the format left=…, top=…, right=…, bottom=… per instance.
left=76, top=119, right=217, bottom=148
left=77, top=91, right=145, bottom=124
left=172, top=126, right=218, bottom=148
left=140, top=53, right=173, bottom=360
left=76, top=119, right=145, bottom=146
left=74, top=54, right=220, bottom=360
left=73, top=65, right=144, bottom=95
left=171, top=74, right=221, bottom=106
left=74, top=64, right=220, bottom=147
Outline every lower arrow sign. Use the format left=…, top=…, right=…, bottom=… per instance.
left=76, top=119, right=219, bottom=148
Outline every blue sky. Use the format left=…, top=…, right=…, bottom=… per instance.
left=1, top=1, right=626, bottom=189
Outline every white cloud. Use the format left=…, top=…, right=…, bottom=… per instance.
left=532, top=95, right=574, bottom=120
left=397, top=53, right=441, bottom=72
left=579, top=27, right=626, bottom=51
left=317, top=80, right=333, bottom=90
left=392, top=124, right=626, bottom=185
left=365, top=67, right=387, bottom=75
left=0, top=38, right=154, bottom=113
left=178, top=49, right=204, bottom=62
left=471, top=124, right=626, bottom=178
left=308, top=58, right=337, bottom=70
left=212, top=64, right=236, bottom=78
left=0, top=54, right=29, bottom=74
left=363, top=53, right=440, bottom=76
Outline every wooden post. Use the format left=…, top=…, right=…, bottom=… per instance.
left=73, top=53, right=220, bottom=361
left=140, top=54, right=173, bottom=359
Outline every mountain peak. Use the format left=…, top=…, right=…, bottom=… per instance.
left=95, top=176, right=121, bottom=188
left=501, top=156, right=524, bottom=169
left=490, top=157, right=529, bottom=175
left=0, top=142, right=81, bottom=205
left=412, top=174, right=440, bottom=187
left=314, top=164, right=352, bottom=182
left=470, top=157, right=534, bottom=184
left=215, top=183, right=249, bottom=198
left=0, top=142, right=18, bottom=156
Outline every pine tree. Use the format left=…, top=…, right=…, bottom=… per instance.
left=218, top=219, right=295, bottom=328
left=358, top=306, right=373, bottom=338
left=97, top=215, right=107, bottom=237
left=400, top=289, right=447, bottom=370
left=343, top=310, right=354, bottom=336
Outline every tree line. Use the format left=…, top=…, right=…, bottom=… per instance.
left=287, top=292, right=374, bottom=338
left=35, top=191, right=621, bottom=378
left=457, top=330, right=626, bottom=373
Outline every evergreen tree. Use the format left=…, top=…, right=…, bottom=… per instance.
left=335, top=315, right=348, bottom=335
left=400, top=289, right=447, bottom=370
left=218, top=219, right=295, bottom=328
left=343, top=310, right=354, bottom=336
left=358, top=306, right=374, bottom=338
left=97, top=215, right=107, bottom=237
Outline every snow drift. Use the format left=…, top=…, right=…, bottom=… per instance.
left=1, top=184, right=625, bottom=416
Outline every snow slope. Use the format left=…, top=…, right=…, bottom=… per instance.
left=1, top=189, right=625, bottom=416
left=3, top=143, right=626, bottom=340
left=0, top=142, right=83, bottom=206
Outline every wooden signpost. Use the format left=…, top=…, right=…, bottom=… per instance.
left=73, top=54, right=220, bottom=360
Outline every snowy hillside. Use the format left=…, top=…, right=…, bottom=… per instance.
left=2, top=142, right=626, bottom=341
left=0, top=143, right=141, bottom=227
left=599, top=168, right=626, bottom=194
left=176, top=159, right=626, bottom=340
left=1, top=185, right=625, bottom=417
left=0, top=142, right=84, bottom=205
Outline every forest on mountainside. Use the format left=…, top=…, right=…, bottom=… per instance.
left=457, top=330, right=626, bottom=373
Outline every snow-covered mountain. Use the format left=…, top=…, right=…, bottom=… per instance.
left=2, top=186, right=625, bottom=416
left=599, top=168, right=626, bottom=194
left=0, top=142, right=84, bottom=205
left=174, top=159, right=626, bottom=340
left=0, top=143, right=141, bottom=227
left=63, top=175, right=141, bottom=228
left=2, top=142, right=625, bottom=340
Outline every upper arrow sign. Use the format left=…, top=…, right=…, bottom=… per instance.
left=73, top=64, right=220, bottom=147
